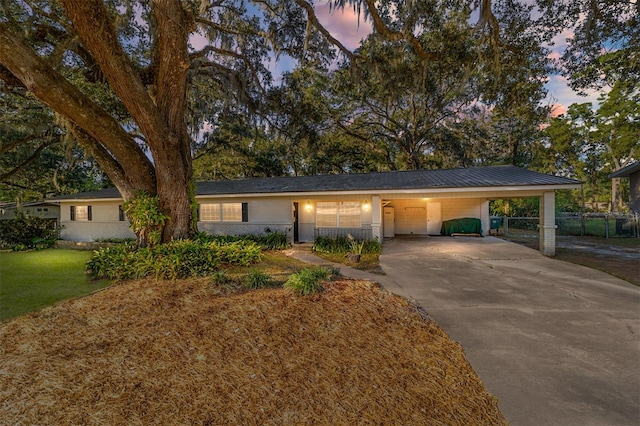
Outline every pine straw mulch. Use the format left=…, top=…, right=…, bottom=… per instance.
left=0, top=278, right=507, bottom=425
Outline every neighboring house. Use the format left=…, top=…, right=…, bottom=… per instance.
left=0, top=201, right=60, bottom=227
left=48, top=165, right=581, bottom=256
left=609, top=161, right=640, bottom=212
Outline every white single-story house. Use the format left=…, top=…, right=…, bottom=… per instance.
left=0, top=201, right=60, bottom=226
left=49, top=165, right=581, bottom=256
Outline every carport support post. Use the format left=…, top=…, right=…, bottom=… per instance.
left=371, top=195, right=382, bottom=241
left=539, top=191, right=557, bottom=256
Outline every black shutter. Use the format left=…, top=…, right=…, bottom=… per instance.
left=118, top=205, right=125, bottom=221
left=70, top=206, right=76, bottom=221
left=87, top=205, right=92, bottom=221
left=196, top=204, right=200, bottom=221
left=242, top=203, right=248, bottom=222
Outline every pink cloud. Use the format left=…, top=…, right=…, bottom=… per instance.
left=550, top=103, right=567, bottom=117
left=547, top=51, right=561, bottom=61
left=314, top=2, right=373, bottom=51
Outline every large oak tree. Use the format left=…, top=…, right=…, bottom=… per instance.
left=0, top=0, right=341, bottom=242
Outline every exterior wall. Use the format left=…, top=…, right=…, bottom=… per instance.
left=441, top=198, right=482, bottom=220
left=197, top=198, right=293, bottom=238
left=59, top=200, right=134, bottom=241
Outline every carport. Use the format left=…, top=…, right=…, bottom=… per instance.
left=367, top=169, right=580, bottom=256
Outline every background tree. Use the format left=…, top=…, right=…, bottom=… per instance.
left=535, top=0, right=639, bottom=92
left=0, top=80, right=109, bottom=202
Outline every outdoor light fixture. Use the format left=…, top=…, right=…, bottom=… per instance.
left=363, top=200, right=370, bottom=210
left=305, top=201, right=312, bottom=211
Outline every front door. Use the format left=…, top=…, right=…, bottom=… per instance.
left=293, top=202, right=299, bottom=243
left=427, top=202, right=442, bottom=235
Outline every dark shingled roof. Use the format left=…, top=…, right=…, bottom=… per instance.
left=49, top=165, right=581, bottom=200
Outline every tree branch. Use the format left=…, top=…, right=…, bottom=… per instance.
left=362, top=0, right=437, bottom=61
left=0, top=22, right=156, bottom=194
left=58, top=0, right=169, bottom=150
left=293, top=0, right=357, bottom=61
left=0, top=140, right=53, bottom=182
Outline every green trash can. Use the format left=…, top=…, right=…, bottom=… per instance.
left=490, top=217, right=502, bottom=230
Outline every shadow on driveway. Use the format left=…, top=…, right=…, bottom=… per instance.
left=379, top=236, right=640, bottom=426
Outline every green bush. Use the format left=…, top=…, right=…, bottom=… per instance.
left=194, top=231, right=290, bottom=250
left=95, top=237, right=136, bottom=244
left=211, top=270, right=231, bottom=285
left=244, top=269, right=272, bottom=289
left=86, top=239, right=261, bottom=281
left=0, top=212, right=59, bottom=250
left=284, top=266, right=334, bottom=296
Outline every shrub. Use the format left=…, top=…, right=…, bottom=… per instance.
left=95, top=237, right=136, bottom=244
left=0, top=212, right=59, bottom=250
left=284, top=266, right=334, bottom=296
left=123, top=192, right=169, bottom=248
left=194, top=231, right=290, bottom=250
left=210, top=240, right=262, bottom=266
left=257, top=231, right=290, bottom=250
left=86, top=239, right=261, bottom=281
left=313, top=236, right=381, bottom=255
left=211, top=270, right=231, bottom=285
left=244, top=269, right=272, bottom=289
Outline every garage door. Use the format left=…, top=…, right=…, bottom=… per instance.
left=395, top=206, right=427, bottom=235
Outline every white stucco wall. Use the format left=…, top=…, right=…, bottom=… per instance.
left=59, top=200, right=134, bottom=241
left=197, top=197, right=293, bottom=237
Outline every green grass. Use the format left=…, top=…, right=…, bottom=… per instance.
left=0, top=249, right=110, bottom=322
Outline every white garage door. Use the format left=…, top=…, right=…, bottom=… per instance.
left=395, top=206, right=427, bottom=235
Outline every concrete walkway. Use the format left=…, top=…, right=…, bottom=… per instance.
left=287, top=237, right=640, bottom=426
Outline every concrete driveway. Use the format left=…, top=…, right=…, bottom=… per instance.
left=379, top=236, right=640, bottom=426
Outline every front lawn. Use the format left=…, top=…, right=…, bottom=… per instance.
left=0, top=249, right=110, bottom=322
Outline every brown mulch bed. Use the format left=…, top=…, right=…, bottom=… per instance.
left=0, top=278, right=506, bottom=425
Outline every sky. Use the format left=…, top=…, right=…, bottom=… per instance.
left=311, top=2, right=605, bottom=118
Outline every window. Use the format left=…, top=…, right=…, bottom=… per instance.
left=222, top=203, right=243, bottom=222
left=200, top=203, right=221, bottom=221
left=316, top=202, right=338, bottom=227
left=316, top=202, right=361, bottom=227
left=70, top=205, right=92, bottom=221
left=199, top=203, right=248, bottom=222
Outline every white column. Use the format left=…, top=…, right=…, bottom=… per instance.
left=371, top=195, right=382, bottom=241
left=539, top=191, right=557, bottom=256
left=480, top=200, right=490, bottom=236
